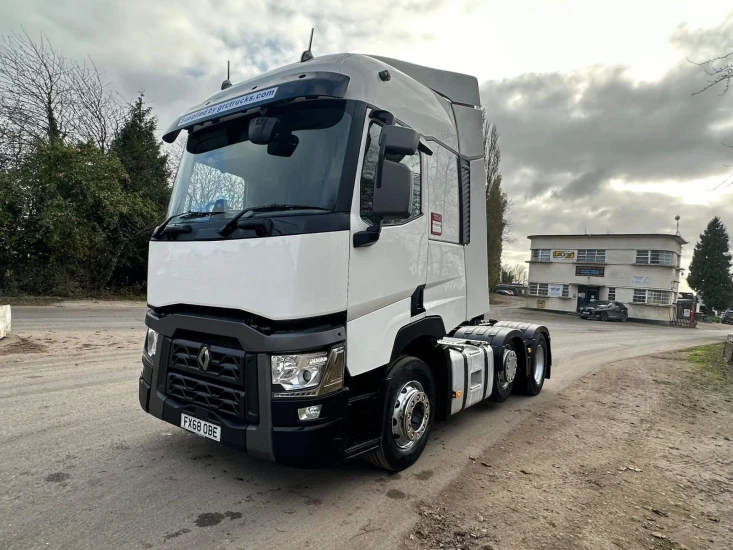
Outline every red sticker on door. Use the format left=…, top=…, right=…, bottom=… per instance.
left=431, top=212, right=442, bottom=236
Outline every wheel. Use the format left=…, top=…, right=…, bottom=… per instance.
left=620, top=311, right=628, bottom=322
left=580, top=316, right=588, bottom=320
left=489, top=341, right=518, bottom=403
left=365, top=356, right=435, bottom=471
left=599, top=312, right=608, bottom=322
left=519, top=334, right=547, bottom=396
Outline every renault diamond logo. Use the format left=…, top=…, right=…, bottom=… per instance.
left=197, top=346, right=211, bottom=371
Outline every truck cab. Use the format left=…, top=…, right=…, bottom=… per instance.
left=138, top=54, right=552, bottom=470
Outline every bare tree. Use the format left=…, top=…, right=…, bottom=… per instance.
left=0, top=30, right=125, bottom=164
left=0, top=31, right=74, bottom=146
left=691, top=51, right=733, bottom=95
left=510, top=263, right=527, bottom=284
left=67, top=59, right=125, bottom=152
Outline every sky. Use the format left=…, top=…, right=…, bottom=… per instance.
left=2, top=0, right=733, bottom=290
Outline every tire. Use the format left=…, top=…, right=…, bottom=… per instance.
left=580, top=316, right=588, bottom=320
left=620, top=311, right=628, bottom=322
left=489, top=341, right=518, bottom=403
left=599, top=312, right=608, bottom=322
left=365, top=356, right=435, bottom=471
left=519, top=334, right=547, bottom=396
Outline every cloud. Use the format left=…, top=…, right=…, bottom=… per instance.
left=483, top=16, right=733, bottom=286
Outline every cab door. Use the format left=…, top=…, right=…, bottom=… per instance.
left=345, top=119, right=428, bottom=376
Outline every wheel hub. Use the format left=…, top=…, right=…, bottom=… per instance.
left=500, top=349, right=518, bottom=388
left=392, top=381, right=430, bottom=451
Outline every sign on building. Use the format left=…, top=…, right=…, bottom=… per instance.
left=632, top=275, right=649, bottom=285
left=575, top=266, right=605, bottom=277
left=548, top=283, right=564, bottom=297
left=552, top=250, right=575, bottom=260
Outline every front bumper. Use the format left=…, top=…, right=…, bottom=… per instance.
left=138, top=309, right=349, bottom=468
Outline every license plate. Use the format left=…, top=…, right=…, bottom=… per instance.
left=180, top=414, right=221, bottom=442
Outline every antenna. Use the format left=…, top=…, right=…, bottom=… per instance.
left=221, top=60, right=232, bottom=90
left=301, top=28, right=315, bottom=63
left=675, top=215, right=681, bottom=235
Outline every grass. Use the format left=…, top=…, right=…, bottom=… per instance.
left=683, top=343, right=733, bottom=392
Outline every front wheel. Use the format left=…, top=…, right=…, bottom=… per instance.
left=365, top=356, right=435, bottom=471
left=599, top=312, right=609, bottom=322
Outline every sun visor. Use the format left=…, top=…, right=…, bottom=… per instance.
left=162, top=72, right=350, bottom=143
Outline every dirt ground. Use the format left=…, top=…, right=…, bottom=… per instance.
left=405, top=344, right=733, bottom=550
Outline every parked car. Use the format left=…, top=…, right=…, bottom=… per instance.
left=494, top=289, right=514, bottom=296
left=722, top=309, right=733, bottom=324
left=579, top=300, right=628, bottom=322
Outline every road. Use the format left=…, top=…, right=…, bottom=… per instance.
left=1, top=301, right=728, bottom=550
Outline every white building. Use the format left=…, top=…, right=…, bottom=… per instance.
left=525, top=234, right=686, bottom=322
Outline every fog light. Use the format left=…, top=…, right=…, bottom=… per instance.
left=298, top=405, right=322, bottom=421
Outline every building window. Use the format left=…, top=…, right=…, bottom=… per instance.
left=636, top=250, right=675, bottom=266
left=531, top=249, right=551, bottom=262
left=608, top=287, right=616, bottom=300
left=529, top=282, right=569, bottom=297
left=577, top=249, right=605, bottom=263
left=633, top=289, right=671, bottom=305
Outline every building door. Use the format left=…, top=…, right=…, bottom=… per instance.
left=577, top=286, right=599, bottom=310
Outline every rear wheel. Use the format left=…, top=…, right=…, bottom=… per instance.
left=519, top=334, right=547, bottom=396
left=490, top=341, right=518, bottom=402
left=365, top=356, right=435, bottom=471
left=620, top=311, right=628, bottom=322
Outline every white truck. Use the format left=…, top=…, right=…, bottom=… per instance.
left=138, top=53, right=552, bottom=471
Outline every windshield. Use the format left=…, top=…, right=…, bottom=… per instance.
left=168, top=102, right=353, bottom=219
left=589, top=301, right=611, bottom=307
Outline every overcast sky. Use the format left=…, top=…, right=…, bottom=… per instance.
left=2, top=0, right=733, bottom=289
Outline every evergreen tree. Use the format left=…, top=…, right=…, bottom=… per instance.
left=687, top=216, right=733, bottom=311
left=110, top=95, right=171, bottom=287
left=484, top=118, right=508, bottom=290
left=0, top=140, right=130, bottom=294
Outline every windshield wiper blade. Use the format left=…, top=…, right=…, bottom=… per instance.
left=218, top=204, right=329, bottom=236
left=152, top=211, right=225, bottom=239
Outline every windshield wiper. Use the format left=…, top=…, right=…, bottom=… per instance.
left=152, top=211, right=226, bottom=239
left=218, top=204, right=329, bottom=236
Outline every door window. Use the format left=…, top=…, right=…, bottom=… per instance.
left=359, top=123, right=421, bottom=226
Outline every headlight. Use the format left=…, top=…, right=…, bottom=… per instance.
left=272, top=345, right=345, bottom=397
left=145, top=328, right=159, bottom=358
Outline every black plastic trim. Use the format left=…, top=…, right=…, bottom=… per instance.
left=244, top=354, right=259, bottom=423
left=353, top=227, right=381, bottom=247
left=459, top=158, right=470, bottom=245
left=145, top=310, right=345, bottom=354
left=391, top=316, right=446, bottom=360
left=410, top=285, right=426, bottom=317
left=153, top=212, right=350, bottom=242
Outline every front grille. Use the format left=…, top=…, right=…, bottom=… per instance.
left=169, top=339, right=244, bottom=386
left=166, top=373, right=245, bottom=418
left=163, top=335, right=257, bottom=423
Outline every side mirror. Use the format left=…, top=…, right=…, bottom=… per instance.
left=373, top=160, right=411, bottom=218
left=380, top=125, right=419, bottom=156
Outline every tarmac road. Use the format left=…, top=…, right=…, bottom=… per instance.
left=1, top=301, right=727, bottom=550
